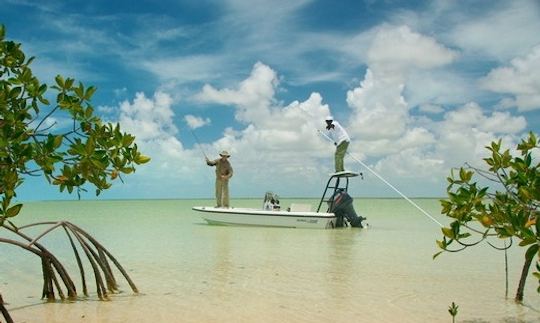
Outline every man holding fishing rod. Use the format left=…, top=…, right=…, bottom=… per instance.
left=190, top=129, right=234, bottom=208
left=205, top=151, right=233, bottom=208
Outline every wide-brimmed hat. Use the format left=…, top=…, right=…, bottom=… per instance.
left=325, top=116, right=333, bottom=121
left=219, top=150, right=230, bottom=157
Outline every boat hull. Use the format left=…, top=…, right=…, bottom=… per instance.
left=192, top=206, right=337, bottom=229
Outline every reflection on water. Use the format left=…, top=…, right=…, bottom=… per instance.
left=1, top=198, right=539, bottom=323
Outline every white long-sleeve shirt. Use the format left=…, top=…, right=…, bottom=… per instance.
left=327, top=121, right=350, bottom=145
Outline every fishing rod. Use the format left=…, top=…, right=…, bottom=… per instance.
left=190, top=128, right=208, bottom=159
left=317, top=129, right=443, bottom=227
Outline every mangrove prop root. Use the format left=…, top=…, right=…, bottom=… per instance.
left=63, top=226, right=88, bottom=296
left=0, top=293, right=14, bottom=323
left=515, top=255, right=533, bottom=303
left=0, top=220, right=138, bottom=304
left=3, top=226, right=77, bottom=300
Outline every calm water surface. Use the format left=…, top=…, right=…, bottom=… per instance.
left=1, top=198, right=539, bottom=322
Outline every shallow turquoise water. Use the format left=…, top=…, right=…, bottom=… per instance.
left=1, top=198, right=539, bottom=322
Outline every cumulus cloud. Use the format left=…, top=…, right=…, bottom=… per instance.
left=184, top=115, right=211, bottom=129
left=195, top=62, right=278, bottom=124
left=110, top=53, right=530, bottom=199
left=342, top=25, right=528, bottom=194
left=119, top=91, right=177, bottom=141
left=367, top=101, right=527, bottom=190
left=111, top=90, right=222, bottom=198
left=480, top=45, right=540, bottom=111
left=447, top=0, right=540, bottom=61
left=367, top=25, right=458, bottom=72
left=193, top=62, right=340, bottom=195
left=433, top=102, right=526, bottom=168
left=347, top=26, right=458, bottom=142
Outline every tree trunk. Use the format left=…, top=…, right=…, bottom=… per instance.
left=515, top=255, right=534, bottom=302
left=0, top=293, right=14, bottom=323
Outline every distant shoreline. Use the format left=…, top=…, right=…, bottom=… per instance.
left=18, top=196, right=446, bottom=203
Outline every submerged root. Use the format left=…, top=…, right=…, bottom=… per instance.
left=0, top=293, right=14, bottom=323
left=1, top=220, right=138, bottom=304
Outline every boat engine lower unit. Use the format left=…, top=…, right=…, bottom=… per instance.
left=329, top=190, right=366, bottom=228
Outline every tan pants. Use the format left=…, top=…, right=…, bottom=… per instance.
left=215, top=178, right=229, bottom=207
left=335, top=141, right=349, bottom=172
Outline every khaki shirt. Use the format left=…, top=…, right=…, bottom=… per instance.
left=207, top=158, right=233, bottom=179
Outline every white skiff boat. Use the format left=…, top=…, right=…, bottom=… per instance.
left=192, top=206, right=337, bottom=229
left=193, top=171, right=366, bottom=229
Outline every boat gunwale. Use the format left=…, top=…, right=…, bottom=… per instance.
left=192, top=206, right=336, bottom=219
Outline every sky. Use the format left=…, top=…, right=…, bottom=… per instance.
left=2, top=0, right=540, bottom=201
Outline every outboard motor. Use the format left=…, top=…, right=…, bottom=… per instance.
left=329, top=189, right=366, bottom=228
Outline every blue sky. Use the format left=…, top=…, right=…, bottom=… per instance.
left=2, top=0, right=540, bottom=201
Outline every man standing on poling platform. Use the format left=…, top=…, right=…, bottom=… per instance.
left=325, top=116, right=351, bottom=173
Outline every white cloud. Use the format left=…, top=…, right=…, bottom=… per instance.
left=119, top=91, right=177, bottom=141
left=342, top=26, right=528, bottom=193
left=110, top=53, right=530, bottom=199
left=367, top=25, right=458, bottom=72
left=480, top=45, right=540, bottom=111
left=114, top=87, right=128, bottom=98
left=139, top=55, right=225, bottom=84
left=433, top=102, right=526, bottom=168
left=440, top=102, right=526, bottom=135
left=195, top=62, right=279, bottom=125
left=374, top=149, right=445, bottom=179
left=447, top=0, right=540, bottom=61
left=184, top=115, right=211, bottom=129
left=106, top=63, right=335, bottom=198
left=112, top=91, right=217, bottom=197
left=97, top=105, right=116, bottom=114
left=346, top=26, right=458, bottom=142
left=191, top=62, right=341, bottom=195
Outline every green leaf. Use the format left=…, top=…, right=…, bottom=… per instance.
left=85, top=106, right=94, bottom=119
left=122, top=135, right=135, bottom=147
left=65, top=78, right=74, bottom=89
left=436, top=239, right=447, bottom=249
left=85, top=139, right=95, bottom=154
left=120, top=167, right=134, bottom=174
left=135, top=154, right=151, bottom=164
left=519, top=237, right=537, bottom=247
left=528, top=131, right=537, bottom=146
left=38, top=83, right=47, bottom=95
left=38, top=96, right=50, bottom=105
left=5, top=204, right=23, bottom=218
left=85, top=86, right=97, bottom=100
left=55, top=75, right=65, bottom=88
left=53, top=135, right=63, bottom=149
left=74, top=83, right=84, bottom=98
left=459, top=168, right=470, bottom=182
left=10, top=86, right=22, bottom=98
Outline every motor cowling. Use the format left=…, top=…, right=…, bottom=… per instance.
left=329, top=190, right=366, bottom=228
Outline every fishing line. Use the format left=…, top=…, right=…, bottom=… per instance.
left=190, top=128, right=208, bottom=159
left=317, top=129, right=443, bottom=227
